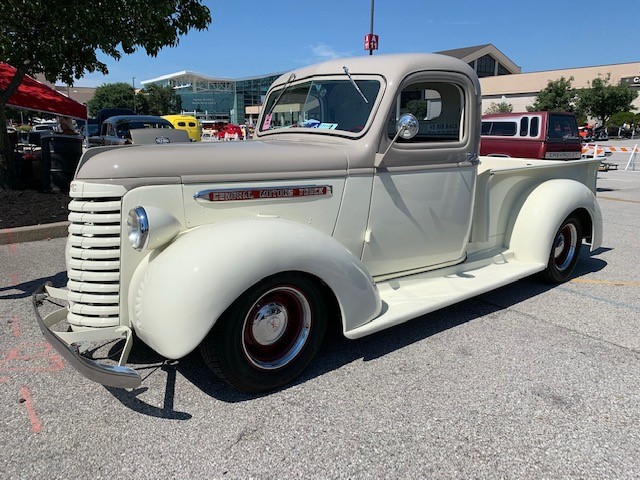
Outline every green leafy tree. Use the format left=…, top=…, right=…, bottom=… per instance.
left=527, top=76, right=576, bottom=112
left=576, top=75, right=638, bottom=126
left=608, top=111, right=636, bottom=127
left=87, top=83, right=137, bottom=115
left=405, top=100, right=427, bottom=119
left=0, top=0, right=211, bottom=187
left=135, top=84, right=182, bottom=116
left=485, top=101, right=513, bottom=114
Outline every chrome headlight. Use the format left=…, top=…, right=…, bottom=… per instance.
left=127, top=207, right=149, bottom=251
left=126, top=206, right=181, bottom=251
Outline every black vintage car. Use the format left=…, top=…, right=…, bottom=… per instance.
left=88, top=115, right=187, bottom=147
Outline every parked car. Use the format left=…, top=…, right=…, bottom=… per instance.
left=32, top=122, right=57, bottom=133
left=78, top=120, right=99, bottom=138
left=162, top=114, right=201, bottom=142
left=88, top=115, right=179, bottom=147
left=481, top=111, right=582, bottom=160
left=201, top=120, right=226, bottom=136
left=217, top=123, right=244, bottom=140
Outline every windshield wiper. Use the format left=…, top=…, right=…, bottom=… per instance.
left=343, top=66, right=368, bottom=104
left=266, top=72, right=296, bottom=118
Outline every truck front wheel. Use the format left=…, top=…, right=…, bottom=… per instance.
left=200, top=273, right=327, bottom=392
left=540, top=216, right=582, bottom=283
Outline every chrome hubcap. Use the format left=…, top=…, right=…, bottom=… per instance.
left=242, top=286, right=311, bottom=370
left=553, top=223, right=578, bottom=271
left=251, top=302, right=288, bottom=346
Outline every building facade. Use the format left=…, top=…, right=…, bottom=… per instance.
left=140, top=71, right=281, bottom=125
left=479, top=61, right=640, bottom=114
left=60, top=44, right=638, bottom=123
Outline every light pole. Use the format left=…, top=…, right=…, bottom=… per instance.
left=132, top=77, right=136, bottom=113
left=369, top=0, right=374, bottom=56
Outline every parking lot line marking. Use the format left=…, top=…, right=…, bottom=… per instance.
left=558, top=286, right=640, bottom=313
left=570, top=278, right=640, bottom=287
left=3, top=228, right=17, bottom=253
left=11, top=316, right=21, bottom=337
left=598, top=196, right=640, bottom=204
left=19, top=386, right=42, bottom=433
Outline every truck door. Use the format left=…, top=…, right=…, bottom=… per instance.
left=362, top=73, right=479, bottom=278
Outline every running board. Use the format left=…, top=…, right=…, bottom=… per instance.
left=345, top=251, right=545, bottom=339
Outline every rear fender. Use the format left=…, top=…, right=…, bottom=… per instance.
left=129, top=218, right=380, bottom=359
left=507, top=179, right=603, bottom=265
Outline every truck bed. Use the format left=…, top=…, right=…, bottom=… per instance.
left=472, top=156, right=600, bottom=245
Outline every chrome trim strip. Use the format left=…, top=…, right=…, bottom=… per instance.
left=194, top=184, right=334, bottom=203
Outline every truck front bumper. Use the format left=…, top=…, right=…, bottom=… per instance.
left=32, top=283, right=141, bottom=389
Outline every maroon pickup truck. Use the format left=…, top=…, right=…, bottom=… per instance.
left=480, top=111, right=582, bottom=160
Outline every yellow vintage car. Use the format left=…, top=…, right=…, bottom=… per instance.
left=162, top=114, right=201, bottom=141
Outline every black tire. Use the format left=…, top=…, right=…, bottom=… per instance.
left=200, top=273, right=327, bottom=392
left=539, top=216, right=582, bottom=283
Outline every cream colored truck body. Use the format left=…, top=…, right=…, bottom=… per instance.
left=34, top=53, right=602, bottom=391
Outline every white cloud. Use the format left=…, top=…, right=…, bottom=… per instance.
left=309, top=44, right=353, bottom=61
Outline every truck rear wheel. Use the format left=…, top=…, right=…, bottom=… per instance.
left=200, top=273, right=327, bottom=392
left=539, top=216, right=582, bottom=283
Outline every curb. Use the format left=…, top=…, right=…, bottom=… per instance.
left=0, top=221, right=69, bottom=246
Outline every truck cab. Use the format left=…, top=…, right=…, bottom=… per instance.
left=34, top=54, right=602, bottom=393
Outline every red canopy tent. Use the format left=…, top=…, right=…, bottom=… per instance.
left=0, top=63, right=87, bottom=120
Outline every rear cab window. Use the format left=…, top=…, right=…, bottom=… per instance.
left=547, top=114, right=579, bottom=141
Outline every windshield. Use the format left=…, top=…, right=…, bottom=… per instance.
left=260, top=78, right=381, bottom=134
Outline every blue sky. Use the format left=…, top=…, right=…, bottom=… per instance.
left=76, top=0, right=640, bottom=88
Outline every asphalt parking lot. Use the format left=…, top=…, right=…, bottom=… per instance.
left=1, top=141, right=639, bottom=479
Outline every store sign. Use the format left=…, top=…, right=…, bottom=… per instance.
left=620, top=76, right=640, bottom=87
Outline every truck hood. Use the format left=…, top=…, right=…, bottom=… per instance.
left=76, top=140, right=349, bottom=184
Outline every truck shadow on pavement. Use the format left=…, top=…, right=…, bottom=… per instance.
left=0, top=271, right=67, bottom=300
left=102, top=249, right=608, bottom=414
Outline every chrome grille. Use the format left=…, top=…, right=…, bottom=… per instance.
left=66, top=194, right=122, bottom=328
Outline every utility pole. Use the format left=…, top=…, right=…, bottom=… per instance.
left=132, top=77, right=136, bottom=113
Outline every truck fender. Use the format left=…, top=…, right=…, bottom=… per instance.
left=128, top=218, right=381, bottom=359
left=507, top=179, right=603, bottom=265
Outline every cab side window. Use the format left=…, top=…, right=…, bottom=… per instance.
left=389, top=81, right=464, bottom=143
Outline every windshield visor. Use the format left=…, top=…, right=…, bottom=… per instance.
left=260, top=79, right=381, bottom=134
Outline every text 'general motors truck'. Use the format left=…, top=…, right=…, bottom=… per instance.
left=34, top=53, right=602, bottom=392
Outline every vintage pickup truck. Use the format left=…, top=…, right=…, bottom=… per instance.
left=34, top=53, right=602, bottom=393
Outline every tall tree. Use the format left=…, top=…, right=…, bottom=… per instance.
left=0, top=0, right=211, bottom=187
left=576, top=75, right=638, bottom=126
left=136, top=84, right=182, bottom=116
left=527, top=76, right=576, bottom=113
left=87, top=83, right=137, bottom=115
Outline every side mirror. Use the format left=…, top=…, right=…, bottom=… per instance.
left=396, top=113, right=419, bottom=140
left=375, top=113, right=420, bottom=167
